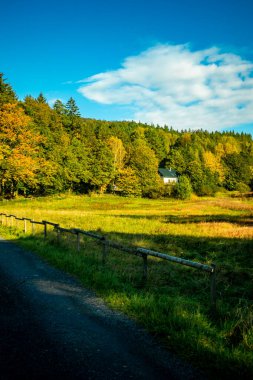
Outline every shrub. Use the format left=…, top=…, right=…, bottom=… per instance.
left=174, top=175, right=192, bottom=200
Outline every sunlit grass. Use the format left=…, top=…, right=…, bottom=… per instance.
left=0, top=193, right=252, bottom=378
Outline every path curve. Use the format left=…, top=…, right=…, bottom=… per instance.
left=0, top=237, right=203, bottom=379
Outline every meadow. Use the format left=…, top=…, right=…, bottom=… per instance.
left=0, top=194, right=252, bottom=379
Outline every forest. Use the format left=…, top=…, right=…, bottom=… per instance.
left=0, top=73, right=252, bottom=199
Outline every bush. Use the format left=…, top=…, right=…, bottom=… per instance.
left=235, top=182, right=251, bottom=194
left=143, top=183, right=176, bottom=199
left=174, top=175, right=192, bottom=200
left=114, top=168, right=142, bottom=197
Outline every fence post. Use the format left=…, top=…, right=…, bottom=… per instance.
left=142, top=253, right=148, bottom=283
left=102, top=237, right=108, bottom=265
left=31, top=221, right=35, bottom=235
left=43, top=222, right=47, bottom=240
left=24, top=219, right=27, bottom=233
left=57, top=227, right=61, bottom=244
left=65, top=230, right=70, bottom=244
left=210, top=264, right=216, bottom=313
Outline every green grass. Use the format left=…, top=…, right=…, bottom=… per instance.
left=0, top=193, right=252, bottom=379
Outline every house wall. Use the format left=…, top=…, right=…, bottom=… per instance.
left=163, top=177, right=178, bottom=184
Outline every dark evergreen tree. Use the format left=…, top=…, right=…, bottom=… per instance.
left=223, top=152, right=253, bottom=190
left=37, top=92, right=47, bottom=103
left=0, top=73, right=17, bottom=107
left=66, top=97, right=80, bottom=117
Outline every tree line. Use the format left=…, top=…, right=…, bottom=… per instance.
left=0, top=73, right=252, bottom=199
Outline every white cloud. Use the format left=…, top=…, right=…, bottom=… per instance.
left=78, top=44, right=253, bottom=131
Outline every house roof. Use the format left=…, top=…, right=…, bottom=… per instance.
left=158, top=168, right=177, bottom=178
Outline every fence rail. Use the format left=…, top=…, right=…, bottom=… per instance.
left=0, top=212, right=217, bottom=310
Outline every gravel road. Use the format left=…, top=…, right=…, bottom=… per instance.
left=0, top=237, right=204, bottom=380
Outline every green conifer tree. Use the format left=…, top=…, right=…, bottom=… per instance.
left=66, top=97, right=80, bottom=117
left=0, top=73, right=17, bottom=108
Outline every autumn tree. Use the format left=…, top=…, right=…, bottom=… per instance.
left=89, top=141, right=114, bottom=193
left=107, top=136, right=126, bottom=173
left=202, top=150, right=224, bottom=183
left=114, top=167, right=142, bottom=197
left=144, top=127, right=167, bottom=161
left=165, top=146, right=189, bottom=175
left=129, top=139, right=160, bottom=196
left=185, top=160, right=218, bottom=196
left=23, top=95, right=55, bottom=132
left=0, top=103, right=45, bottom=196
left=1, top=73, right=253, bottom=198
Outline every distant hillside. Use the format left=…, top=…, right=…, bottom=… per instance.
left=0, top=73, right=252, bottom=198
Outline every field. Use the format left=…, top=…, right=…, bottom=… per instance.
left=0, top=194, right=252, bottom=378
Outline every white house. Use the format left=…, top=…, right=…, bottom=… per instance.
left=158, top=168, right=178, bottom=184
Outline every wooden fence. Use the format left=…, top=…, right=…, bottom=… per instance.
left=0, top=212, right=217, bottom=310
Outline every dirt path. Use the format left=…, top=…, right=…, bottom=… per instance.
left=0, top=237, right=203, bottom=379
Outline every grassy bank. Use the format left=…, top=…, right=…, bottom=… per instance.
left=0, top=194, right=252, bottom=378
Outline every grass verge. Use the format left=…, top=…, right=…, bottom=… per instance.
left=0, top=194, right=252, bottom=379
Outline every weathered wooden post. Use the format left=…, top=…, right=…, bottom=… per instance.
left=210, top=264, right=216, bottom=313
left=31, top=221, right=35, bottom=235
left=43, top=221, right=47, bottom=240
left=66, top=229, right=71, bottom=245
left=57, top=227, right=61, bottom=244
left=51, top=224, right=59, bottom=242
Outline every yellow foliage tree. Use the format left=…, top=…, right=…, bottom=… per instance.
left=107, top=136, right=126, bottom=172
left=215, top=136, right=240, bottom=159
left=203, top=150, right=225, bottom=181
left=0, top=103, right=45, bottom=196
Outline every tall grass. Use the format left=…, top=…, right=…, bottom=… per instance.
left=0, top=194, right=252, bottom=379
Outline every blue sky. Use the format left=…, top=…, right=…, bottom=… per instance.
left=1, top=0, right=253, bottom=134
